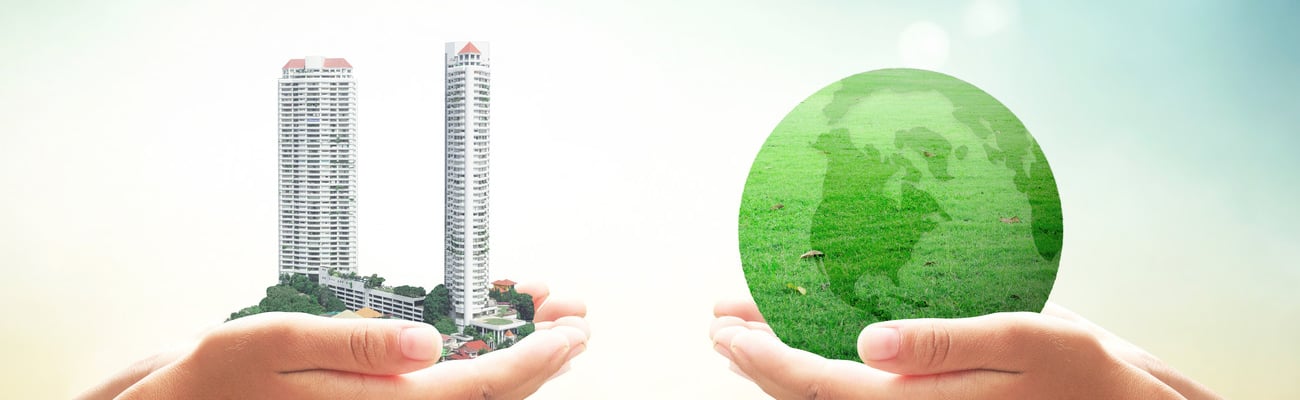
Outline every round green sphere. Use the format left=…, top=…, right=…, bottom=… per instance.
left=738, top=69, right=1063, bottom=360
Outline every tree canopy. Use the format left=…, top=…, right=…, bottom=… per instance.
left=423, top=284, right=452, bottom=325
left=393, top=285, right=426, bottom=298
left=517, top=322, right=535, bottom=339
left=228, top=305, right=263, bottom=320
left=433, top=318, right=457, bottom=337
left=364, top=273, right=386, bottom=289
left=257, top=285, right=325, bottom=315
left=504, top=288, right=535, bottom=321
left=227, top=274, right=347, bottom=321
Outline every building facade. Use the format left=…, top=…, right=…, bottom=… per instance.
left=318, top=273, right=425, bottom=322
left=278, top=57, right=359, bottom=278
left=444, top=42, right=492, bottom=326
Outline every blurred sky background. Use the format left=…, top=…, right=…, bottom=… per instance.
left=1, top=0, right=1297, bottom=398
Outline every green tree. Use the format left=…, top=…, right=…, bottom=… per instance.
left=259, top=285, right=325, bottom=315
left=489, top=287, right=506, bottom=303
left=509, top=291, right=535, bottom=321
left=228, top=274, right=350, bottom=320
left=516, top=323, right=535, bottom=339
left=364, top=273, right=386, bottom=289
left=283, top=273, right=313, bottom=294
left=434, top=318, right=457, bottom=337
left=278, top=273, right=347, bottom=312
left=393, top=285, right=426, bottom=298
left=318, top=288, right=346, bottom=312
left=228, top=305, right=264, bottom=321
left=423, top=284, right=452, bottom=324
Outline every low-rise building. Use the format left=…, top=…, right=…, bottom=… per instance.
left=448, top=340, right=492, bottom=360
left=491, top=279, right=516, bottom=294
left=319, top=273, right=424, bottom=322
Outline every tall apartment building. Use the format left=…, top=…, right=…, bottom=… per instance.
left=278, top=56, right=359, bottom=278
left=444, top=42, right=492, bottom=326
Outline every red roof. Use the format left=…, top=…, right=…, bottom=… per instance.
left=282, top=58, right=353, bottom=69
left=492, top=279, right=516, bottom=286
left=458, top=42, right=481, bottom=54
left=461, top=340, right=490, bottom=353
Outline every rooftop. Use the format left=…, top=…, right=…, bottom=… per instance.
left=282, top=57, right=352, bottom=70
left=355, top=307, right=382, bottom=318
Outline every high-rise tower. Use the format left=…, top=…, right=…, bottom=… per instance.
left=444, top=42, right=491, bottom=326
left=278, top=56, right=358, bottom=278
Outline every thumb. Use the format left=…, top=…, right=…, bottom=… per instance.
left=858, top=312, right=1100, bottom=376
left=202, top=312, right=444, bottom=376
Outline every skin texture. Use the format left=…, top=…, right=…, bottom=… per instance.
left=79, top=282, right=587, bottom=400
left=710, top=299, right=1221, bottom=400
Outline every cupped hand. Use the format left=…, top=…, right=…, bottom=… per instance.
left=710, top=300, right=1219, bottom=400
left=80, top=282, right=588, bottom=400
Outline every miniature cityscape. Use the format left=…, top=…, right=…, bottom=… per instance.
left=228, top=42, right=527, bottom=360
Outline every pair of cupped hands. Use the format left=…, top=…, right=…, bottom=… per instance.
left=82, top=282, right=1218, bottom=399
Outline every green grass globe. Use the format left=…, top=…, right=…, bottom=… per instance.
left=739, top=68, right=1063, bottom=360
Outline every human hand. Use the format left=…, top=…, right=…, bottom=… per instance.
left=710, top=300, right=1219, bottom=399
left=80, top=282, right=588, bottom=400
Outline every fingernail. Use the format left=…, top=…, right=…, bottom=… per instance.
left=553, top=325, right=587, bottom=347
left=713, top=342, right=733, bottom=359
left=566, top=342, right=586, bottom=360
left=728, top=329, right=776, bottom=365
left=400, top=326, right=441, bottom=361
left=861, top=327, right=900, bottom=361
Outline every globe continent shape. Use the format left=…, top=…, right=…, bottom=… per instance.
left=738, top=68, right=1063, bottom=360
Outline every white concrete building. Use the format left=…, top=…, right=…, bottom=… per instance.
left=318, top=273, right=425, bottom=322
left=444, top=42, right=492, bottom=326
left=278, top=57, right=359, bottom=278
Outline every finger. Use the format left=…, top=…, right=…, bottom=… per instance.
left=550, top=324, right=590, bottom=361
left=1040, top=301, right=1133, bottom=342
left=536, top=315, right=592, bottom=359
left=1042, top=303, right=1223, bottom=400
left=533, top=295, right=587, bottom=322
left=711, top=325, right=746, bottom=359
left=285, top=326, right=587, bottom=400
left=710, top=316, right=749, bottom=338
left=862, top=312, right=1102, bottom=376
left=409, top=327, right=581, bottom=399
left=710, top=318, right=776, bottom=353
left=728, top=329, right=898, bottom=399
left=75, top=350, right=185, bottom=400
left=514, top=281, right=550, bottom=310
left=746, top=321, right=775, bottom=335
left=713, top=299, right=766, bottom=322
left=548, top=315, right=591, bottom=339
left=1041, top=302, right=1109, bottom=336
left=729, top=329, right=1021, bottom=400
left=201, top=312, right=442, bottom=376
